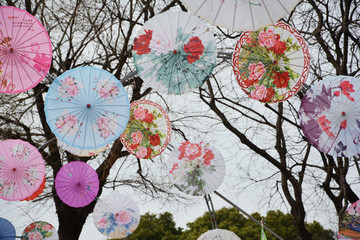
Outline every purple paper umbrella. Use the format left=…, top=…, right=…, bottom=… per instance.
left=55, top=161, right=99, bottom=208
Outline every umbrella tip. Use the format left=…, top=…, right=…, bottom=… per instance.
left=87, top=104, right=91, bottom=108
left=9, top=47, right=14, bottom=53
left=173, top=50, right=177, bottom=54
left=342, top=111, right=345, bottom=115
left=12, top=167, right=16, bottom=171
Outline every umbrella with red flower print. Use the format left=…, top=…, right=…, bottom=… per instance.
left=120, top=99, right=172, bottom=159
left=299, top=75, right=360, bottom=157
left=232, top=22, right=310, bottom=103
left=167, top=140, right=226, bottom=196
left=0, top=6, right=52, bottom=94
left=132, top=10, right=217, bottom=95
left=338, top=199, right=360, bottom=239
left=21, top=221, right=58, bottom=240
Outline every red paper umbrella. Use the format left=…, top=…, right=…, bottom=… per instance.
left=55, top=161, right=99, bottom=208
left=20, top=176, right=45, bottom=201
left=0, top=6, right=52, bottom=93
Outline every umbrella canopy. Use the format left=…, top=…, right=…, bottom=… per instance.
left=338, top=200, right=360, bottom=239
left=120, top=99, right=172, bottom=159
left=20, top=176, right=46, bottom=201
left=0, top=139, right=45, bottom=201
left=232, top=21, right=310, bottom=103
left=132, top=10, right=217, bottom=95
left=0, top=6, right=52, bottom=94
left=167, top=140, right=226, bottom=196
left=56, top=139, right=109, bottom=157
left=55, top=161, right=99, bottom=208
left=21, top=221, right=58, bottom=240
left=180, top=0, right=300, bottom=31
left=299, top=75, right=360, bottom=157
left=93, top=193, right=140, bottom=239
left=0, top=217, right=16, bottom=240
left=197, top=229, right=241, bottom=240
left=44, top=66, right=130, bottom=156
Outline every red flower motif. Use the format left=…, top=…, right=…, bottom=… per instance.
left=145, top=147, right=153, bottom=159
left=273, top=71, right=290, bottom=89
left=133, top=30, right=153, bottom=55
left=260, top=87, right=275, bottom=103
left=183, top=36, right=204, bottom=64
left=340, top=120, right=347, bottom=129
left=144, top=113, right=154, bottom=123
left=178, top=141, right=202, bottom=160
left=271, top=40, right=287, bottom=55
left=203, top=149, right=214, bottom=166
left=149, top=134, right=160, bottom=146
left=339, top=81, right=355, bottom=102
left=318, top=115, right=335, bottom=137
left=334, top=91, right=340, bottom=96
left=129, top=143, right=140, bottom=151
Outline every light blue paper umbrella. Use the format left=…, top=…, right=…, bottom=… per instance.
left=0, top=217, right=16, bottom=240
left=44, top=66, right=130, bottom=156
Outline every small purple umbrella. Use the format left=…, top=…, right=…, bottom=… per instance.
left=55, top=161, right=99, bottom=208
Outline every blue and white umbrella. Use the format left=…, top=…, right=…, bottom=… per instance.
left=0, top=217, right=16, bottom=240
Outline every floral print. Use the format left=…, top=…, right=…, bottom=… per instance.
left=133, top=10, right=217, bottom=94
left=55, top=112, right=79, bottom=136
left=121, top=100, right=172, bottom=159
left=233, top=22, right=310, bottom=103
left=339, top=200, right=360, bottom=239
left=11, top=144, right=31, bottom=160
left=95, top=115, right=118, bottom=138
left=299, top=75, right=360, bottom=157
left=168, top=141, right=225, bottom=196
left=57, top=76, right=82, bottom=99
left=21, top=221, right=58, bottom=240
left=33, top=53, right=51, bottom=73
left=96, top=78, right=120, bottom=103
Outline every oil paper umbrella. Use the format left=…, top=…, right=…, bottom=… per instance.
left=338, top=200, right=360, bottom=239
left=299, top=75, right=360, bottom=157
left=167, top=140, right=226, bottom=196
left=55, top=161, right=99, bottom=208
left=0, top=139, right=45, bottom=201
left=0, top=6, right=52, bottom=94
left=120, top=99, right=172, bottom=159
left=197, top=229, right=241, bottom=240
left=44, top=66, right=130, bottom=156
left=133, top=10, right=217, bottom=95
left=93, top=193, right=140, bottom=239
left=21, top=221, right=58, bottom=240
left=180, top=0, right=300, bottom=31
left=232, top=21, right=310, bottom=103
left=20, top=176, right=46, bottom=201
left=0, top=217, right=16, bottom=240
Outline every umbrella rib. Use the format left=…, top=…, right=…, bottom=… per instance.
left=90, top=107, right=124, bottom=140
left=13, top=29, right=48, bottom=48
left=11, top=13, right=40, bottom=47
left=14, top=41, right=51, bottom=50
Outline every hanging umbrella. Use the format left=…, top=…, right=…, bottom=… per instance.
left=197, top=229, right=241, bottom=240
left=167, top=140, right=226, bottom=196
left=0, top=217, right=16, bottom=240
left=93, top=193, right=140, bottom=239
left=120, top=99, right=172, bottom=159
left=132, top=10, right=217, bottom=95
left=232, top=21, right=310, bottom=103
left=0, top=139, right=45, bottom=201
left=338, top=200, right=360, bottom=239
left=21, top=221, right=58, bottom=240
left=55, top=161, right=99, bottom=208
left=180, top=0, right=300, bottom=31
left=299, top=75, right=360, bottom=157
left=0, top=6, right=52, bottom=94
left=44, top=66, right=130, bottom=156
left=56, top=139, right=109, bottom=157
left=20, top=176, right=46, bottom=201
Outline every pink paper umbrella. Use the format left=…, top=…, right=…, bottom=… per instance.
left=0, top=139, right=45, bottom=201
left=0, top=6, right=52, bottom=94
left=55, top=161, right=99, bottom=208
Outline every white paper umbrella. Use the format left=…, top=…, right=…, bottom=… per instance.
left=168, top=140, right=226, bottom=196
left=133, top=10, right=217, bottom=95
left=180, top=0, right=300, bottom=31
left=93, top=193, right=140, bottom=239
left=197, top=229, right=241, bottom=240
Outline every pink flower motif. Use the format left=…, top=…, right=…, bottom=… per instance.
left=30, top=42, right=40, bottom=53
left=42, top=224, right=53, bottom=231
left=65, top=77, right=75, bottom=85
left=27, top=231, right=43, bottom=240
left=248, top=62, right=265, bottom=81
left=318, top=115, right=335, bottom=137
left=258, top=28, right=276, bottom=48
left=169, top=163, right=179, bottom=174
left=56, top=119, right=66, bottom=129
left=66, top=84, right=79, bottom=97
left=178, top=141, right=202, bottom=161
left=65, top=115, right=78, bottom=127
left=33, top=54, right=51, bottom=72
left=97, top=116, right=109, bottom=130
left=114, top=210, right=132, bottom=225
left=134, top=106, right=147, bottom=120
left=250, top=84, right=267, bottom=100
left=131, top=131, right=143, bottom=145
left=100, top=129, right=111, bottom=138
left=136, top=146, right=148, bottom=158
left=245, top=35, right=252, bottom=45
left=97, top=217, right=109, bottom=228
left=203, top=149, right=214, bottom=166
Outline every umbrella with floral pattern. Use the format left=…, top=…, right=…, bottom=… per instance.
left=21, top=221, right=58, bottom=240
left=44, top=66, right=130, bottom=156
left=0, top=139, right=45, bottom=201
left=20, top=175, right=45, bottom=201
left=132, top=10, right=217, bottom=95
left=299, top=75, right=360, bottom=157
left=93, top=193, right=140, bottom=239
left=338, top=200, right=360, bottom=239
left=232, top=21, right=310, bottom=103
left=197, top=229, right=241, bottom=240
left=0, top=217, right=16, bottom=240
left=0, top=6, right=52, bottom=93
left=120, top=99, right=172, bottom=159
left=167, top=140, right=226, bottom=196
